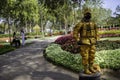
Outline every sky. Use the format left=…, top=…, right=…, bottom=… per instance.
left=102, top=0, right=120, bottom=16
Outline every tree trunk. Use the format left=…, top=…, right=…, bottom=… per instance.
left=64, top=14, right=68, bottom=35
left=8, top=17, right=12, bottom=44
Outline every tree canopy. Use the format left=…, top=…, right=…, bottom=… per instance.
left=0, top=0, right=119, bottom=34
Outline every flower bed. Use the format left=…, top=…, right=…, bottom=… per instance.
left=54, top=34, right=73, bottom=45
left=44, top=43, right=120, bottom=72
left=96, top=40, right=120, bottom=51
left=44, top=43, right=83, bottom=72
left=99, top=30, right=120, bottom=38
left=55, top=35, right=120, bottom=53
left=44, top=36, right=120, bottom=72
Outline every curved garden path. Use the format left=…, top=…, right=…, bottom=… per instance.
left=0, top=37, right=78, bottom=80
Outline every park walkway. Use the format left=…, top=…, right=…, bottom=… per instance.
left=0, top=37, right=78, bottom=80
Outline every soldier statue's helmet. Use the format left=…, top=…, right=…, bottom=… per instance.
left=83, top=8, right=91, bottom=14
left=82, top=8, right=91, bottom=20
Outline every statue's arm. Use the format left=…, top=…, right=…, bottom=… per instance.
left=95, top=24, right=100, bottom=41
left=73, top=23, right=81, bottom=41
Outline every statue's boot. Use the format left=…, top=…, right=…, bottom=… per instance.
left=89, top=64, right=97, bottom=73
left=84, top=66, right=92, bottom=75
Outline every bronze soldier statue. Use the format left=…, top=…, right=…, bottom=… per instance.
left=73, top=8, right=100, bottom=74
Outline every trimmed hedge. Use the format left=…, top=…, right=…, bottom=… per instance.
left=99, top=30, right=120, bottom=37
left=45, top=43, right=120, bottom=72
left=96, top=40, right=120, bottom=51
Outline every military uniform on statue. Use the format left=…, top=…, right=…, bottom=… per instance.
left=73, top=8, right=101, bottom=80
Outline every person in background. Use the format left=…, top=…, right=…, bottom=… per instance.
left=21, top=29, right=25, bottom=46
left=12, top=32, right=21, bottom=47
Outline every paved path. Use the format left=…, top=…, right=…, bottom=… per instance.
left=0, top=37, right=78, bottom=80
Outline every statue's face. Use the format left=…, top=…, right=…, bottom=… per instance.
left=84, top=12, right=91, bottom=20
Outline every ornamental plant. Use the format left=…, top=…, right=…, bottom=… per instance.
left=96, top=40, right=120, bottom=51
left=61, top=39, right=80, bottom=54
left=45, top=43, right=120, bottom=72
left=99, top=30, right=120, bottom=38
left=54, top=34, right=73, bottom=45
left=45, top=43, right=83, bottom=72
left=0, top=45, right=15, bottom=55
left=54, top=34, right=80, bottom=53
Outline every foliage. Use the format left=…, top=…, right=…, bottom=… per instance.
left=45, top=43, right=120, bottom=72
left=99, top=30, right=120, bottom=35
left=54, top=35, right=73, bottom=45
left=95, top=49, right=120, bottom=70
left=0, top=45, right=15, bottom=55
left=113, top=5, right=120, bottom=26
left=0, top=0, right=119, bottom=36
left=45, top=43, right=83, bottom=72
left=55, top=35, right=120, bottom=53
left=43, top=0, right=65, bottom=10
left=82, top=0, right=112, bottom=26
left=14, top=0, right=39, bottom=25
left=96, top=40, right=120, bottom=51
left=0, top=0, right=39, bottom=27
left=61, top=39, right=80, bottom=54
left=0, top=34, right=11, bottom=38
left=99, top=30, right=120, bottom=37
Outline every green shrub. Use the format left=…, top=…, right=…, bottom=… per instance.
left=45, top=43, right=120, bottom=72
left=54, top=35, right=73, bottom=45
left=0, top=45, right=15, bottom=55
left=61, top=39, right=80, bottom=54
left=96, top=40, right=120, bottom=51
left=99, top=30, right=120, bottom=37
left=0, top=33, right=20, bottom=38
left=95, top=49, right=120, bottom=70
left=55, top=35, right=120, bottom=53
left=99, top=30, right=120, bottom=35
left=45, top=43, right=83, bottom=72
left=0, top=34, right=11, bottom=38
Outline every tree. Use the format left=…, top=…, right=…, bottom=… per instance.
left=14, top=0, right=39, bottom=28
left=0, top=0, right=39, bottom=31
left=0, top=0, right=17, bottom=43
left=110, top=5, right=120, bottom=27
left=54, top=1, right=73, bottom=34
left=38, top=2, right=49, bottom=37
left=82, top=0, right=111, bottom=27
left=0, top=0, right=39, bottom=43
